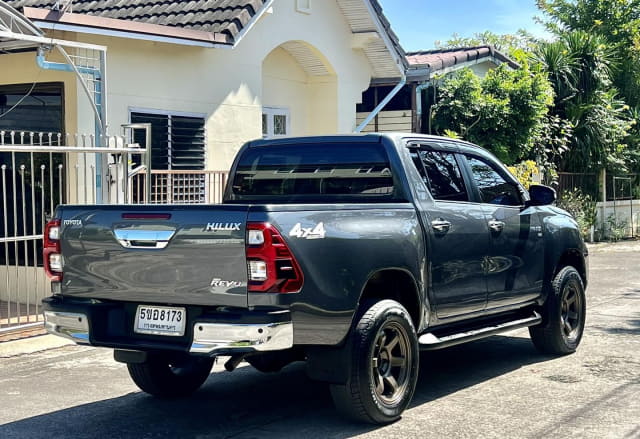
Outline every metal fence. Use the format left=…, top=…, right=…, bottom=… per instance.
left=556, top=172, right=599, bottom=200
left=0, top=129, right=150, bottom=333
left=130, top=170, right=228, bottom=204
left=557, top=171, right=639, bottom=239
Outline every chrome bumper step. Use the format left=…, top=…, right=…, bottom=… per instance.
left=418, top=312, right=542, bottom=350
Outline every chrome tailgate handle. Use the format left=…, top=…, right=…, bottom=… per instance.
left=114, top=229, right=175, bottom=249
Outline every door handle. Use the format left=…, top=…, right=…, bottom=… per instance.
left=488, top=220, right=505, bottom=233
left=431, top=219, right=451, bottom=234
left=114, top=229, right=175, bottom=249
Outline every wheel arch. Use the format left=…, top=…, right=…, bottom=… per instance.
left=554, top=248, right=587, bottom=288
left=356, top=268, right=424, bottom=330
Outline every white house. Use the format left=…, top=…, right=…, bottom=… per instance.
left=1, top=0, right=406, bottom=201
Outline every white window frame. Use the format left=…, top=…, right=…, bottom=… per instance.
left=296, top=0, right=312, bottom=14
left=262, top=106, right=291, bottom=139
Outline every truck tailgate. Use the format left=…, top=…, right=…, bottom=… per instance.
left=57, top=205, right=249, bottom=308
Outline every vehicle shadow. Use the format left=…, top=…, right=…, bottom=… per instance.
left=0, top=335, right=548, bottom=439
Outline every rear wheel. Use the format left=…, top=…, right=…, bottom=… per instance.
left=127, top=354, right=214, bottom=397
left=330, top=300, right=419, bottom=424
left=529, top=266, right=586, bottom=355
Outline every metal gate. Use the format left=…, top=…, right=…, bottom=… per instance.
left=0, top=125, right=150, bottom=334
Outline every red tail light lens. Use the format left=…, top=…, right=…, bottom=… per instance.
left=44, top=219, right=63, bottom=282
left=246, top=223, right=303, bottom=293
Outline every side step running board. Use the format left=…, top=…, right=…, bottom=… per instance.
left=418, top=312, right=542, bottom=350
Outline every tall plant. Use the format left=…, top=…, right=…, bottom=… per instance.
left=535, top=31, right=633, bottom=172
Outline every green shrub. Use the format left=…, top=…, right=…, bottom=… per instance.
left=556, top=189, right=598, bottom=240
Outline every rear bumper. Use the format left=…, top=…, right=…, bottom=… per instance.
left=43, top=296, right=293, bottom=356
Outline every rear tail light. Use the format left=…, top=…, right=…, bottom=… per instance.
left=44, top=219, right=63, bottom=282
left=246, top=223, right=303, bottom=293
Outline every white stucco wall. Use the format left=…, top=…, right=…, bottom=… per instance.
left=0, top=49, right=79, bottom=135
left=52, top=0, right=376, bottom=171
left=262, top=46, right=312, bottom=136
left=469, top=60, right=498, bottom=77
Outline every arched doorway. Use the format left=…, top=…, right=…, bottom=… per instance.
left=261, top=40, right=337, bottom=138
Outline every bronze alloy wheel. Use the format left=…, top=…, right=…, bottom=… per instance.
left=529, top=266, right=586, bottom=355
left=560, top=283, right=582, bottom=341
left=371, top=321, right=412, bottom=406
left=330, top=299, right=419, bottom=424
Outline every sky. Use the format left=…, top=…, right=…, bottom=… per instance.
left=377, top=0, right=551, bottom=52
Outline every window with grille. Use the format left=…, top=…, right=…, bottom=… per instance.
left=130, top=111, right=206, bottom=203
left=262, top=107, right=290, bottom=139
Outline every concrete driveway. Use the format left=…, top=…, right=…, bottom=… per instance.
left=1, top=241, right=639, bottom=438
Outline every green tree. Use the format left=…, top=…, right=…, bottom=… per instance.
left=535, top=31, right=633, bottom=171
left=538, top=0, right=640, bottom=170
left=431, top=63, right=553, bottom=164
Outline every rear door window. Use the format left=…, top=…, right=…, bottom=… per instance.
left=230, top=142, right=397, bottom=202
left=410, top=149, right=469, bottom=202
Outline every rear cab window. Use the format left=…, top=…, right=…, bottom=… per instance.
left=228, top=142, right=402, bottom=203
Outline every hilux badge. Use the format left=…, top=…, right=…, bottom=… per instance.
left=205, top=222, right=241, bottom=232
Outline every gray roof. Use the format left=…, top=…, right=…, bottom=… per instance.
left=7, top=0, right=267, bottom=42
left=369, top=0, right=407, bottom=71
left=406, top=46, right=519, bottom=72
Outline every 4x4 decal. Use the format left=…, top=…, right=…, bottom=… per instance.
left=289, top=222, right=326, bottom=240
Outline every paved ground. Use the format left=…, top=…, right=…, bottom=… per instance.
left=1, top=241, right=639, bottom=438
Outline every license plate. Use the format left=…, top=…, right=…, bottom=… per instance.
left=135, top=305, right=186, bottom=336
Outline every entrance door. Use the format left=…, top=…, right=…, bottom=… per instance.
left=463, top=154, right=545, bottom=308
left=409, top=146, right=490, bottom=319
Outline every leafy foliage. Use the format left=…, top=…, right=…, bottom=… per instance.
left=535, top=31, right=633, bottom=171
left=431, top=64, right=553, bottom=164
left=555, top=188, right=598, bottom=240
left=507, top=160, right=540, bottom=189
left=538, top=0, right=640, bottom=172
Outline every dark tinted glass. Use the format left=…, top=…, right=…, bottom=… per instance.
left=231, top=143, right=396, bottom=202
left=416, top=150, right=468, bottom=201
left=467, top=156, right=522, bottom=206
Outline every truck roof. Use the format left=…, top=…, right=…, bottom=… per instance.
left=248, top=133, right=486, bottom=154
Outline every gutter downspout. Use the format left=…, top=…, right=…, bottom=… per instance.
left=354, top=0, right=407, bottom=133
left=37, top=46, right=107, bottom=202
left=415, top=81, right=431, bottom=134
left=355, top=77, right=406, bottom=133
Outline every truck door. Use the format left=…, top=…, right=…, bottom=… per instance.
left=408, top=145, right=490, bottom=319
left=462, top=153, right=545, bottom=308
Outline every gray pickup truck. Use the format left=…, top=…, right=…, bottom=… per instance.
left=42, top=134, right=588, bottom=424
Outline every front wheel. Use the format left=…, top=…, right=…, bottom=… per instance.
left=330, top=300, right=419, bottom=424
left=529, top=266, right=586, bottom=355
left=127, top=354, right=214, bottom=397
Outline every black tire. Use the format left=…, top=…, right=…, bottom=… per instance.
left=127, top=354, right=214, bottom=397
left=529, top=266, right=586, bottom=355
left=330, top=300, right=419, bottom=424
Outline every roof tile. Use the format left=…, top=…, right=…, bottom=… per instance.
left=7, top=0, right=267, bottom=42
left=406, top=45, right=519, bottom=72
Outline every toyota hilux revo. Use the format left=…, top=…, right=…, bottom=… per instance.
left=42, top=134, right=588, bottom=424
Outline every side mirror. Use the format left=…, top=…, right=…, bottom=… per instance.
left=526, top=184, right=556, bottom=207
